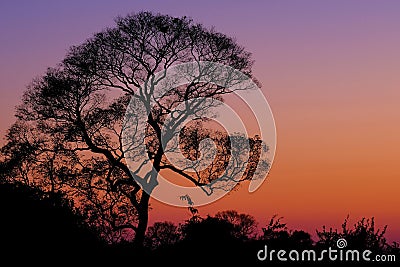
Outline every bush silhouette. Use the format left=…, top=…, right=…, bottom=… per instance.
left=0, top=182, right=104, bottom=263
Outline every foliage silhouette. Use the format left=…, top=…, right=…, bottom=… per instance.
left=144, top=221, right=180, bottom=250
left=0, top=181, right=104, bottom=264
left=215, top=209, right=258, bottom=240
left=316, top=215, right=395, bottom=254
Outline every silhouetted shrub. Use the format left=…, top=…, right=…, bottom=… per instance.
left=0, top=182, right=104, bottom=264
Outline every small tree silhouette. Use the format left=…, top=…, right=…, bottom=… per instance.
left=215, top=210, right=258, bottom=240
left=260, top=215, right=314, bottom=249
left=144, top=221, right=180, bottom=250
left=316, top=216, right=388, bottom=252
left=261, top=214, right=288, bottom=240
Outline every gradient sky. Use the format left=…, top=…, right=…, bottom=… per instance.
left=1, top=0, right=399, bottom=241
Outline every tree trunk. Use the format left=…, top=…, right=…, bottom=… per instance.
left=134, top=192, right=150, bottom=248
left=133, top=122, right=163, bottom=248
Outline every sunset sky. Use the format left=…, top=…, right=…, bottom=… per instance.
left=1, top=1, right=399, bottom=241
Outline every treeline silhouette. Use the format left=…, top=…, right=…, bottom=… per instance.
left=0, top=181, right=398, bottom=265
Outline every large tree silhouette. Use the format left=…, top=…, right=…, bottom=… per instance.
left=0, top=12, right=267, bottom=246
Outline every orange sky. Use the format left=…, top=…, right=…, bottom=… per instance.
left=148, top=5, right=400, bottom=240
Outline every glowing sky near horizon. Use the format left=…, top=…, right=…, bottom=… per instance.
left=1, top=0, right=399, bottom=241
